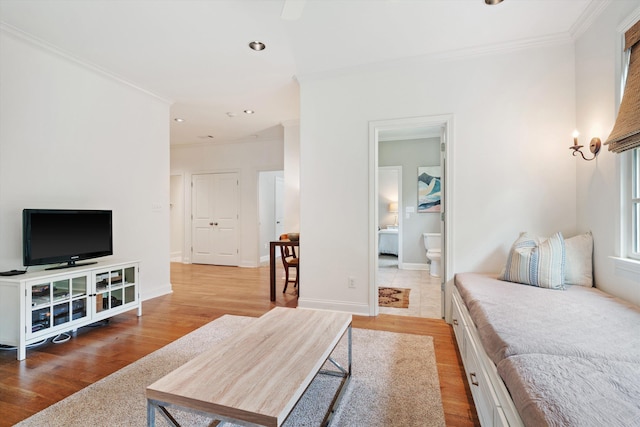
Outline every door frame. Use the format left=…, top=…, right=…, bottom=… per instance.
left=368, top=114, right=453, bottom=317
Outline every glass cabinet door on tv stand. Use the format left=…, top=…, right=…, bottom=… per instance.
left=28, top=273, right=90, bottom=340
left=94, top=265, right=138, bottom=320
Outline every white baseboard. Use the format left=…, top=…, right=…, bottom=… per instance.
left=141, top=283, right=173, bottom=301
left=239, top=260, right=259, bottom=268
left=400, top=262, right=429, bottom=271
left=297, top=297, right=371, bottom=316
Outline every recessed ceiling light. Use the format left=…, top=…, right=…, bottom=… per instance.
left=485, top=0, right=503, bottom=4
left=174, top=118, right=185, bottom=122
left=244, top=109, right=255, bottom=114
left=248, top=41, right=266, bottom=51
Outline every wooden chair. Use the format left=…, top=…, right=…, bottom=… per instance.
left=279, top=233, right=299, bottom=294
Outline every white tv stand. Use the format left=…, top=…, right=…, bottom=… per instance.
left=0, top=260, right=141, bottom=360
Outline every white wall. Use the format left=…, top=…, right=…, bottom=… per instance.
left=170, top=138, right=284, bottom=267
left=283, top=120, right=300, bottom=232
left=0, top=29, right=171, bottom=301
left=575, top=0, right=640, bottom=306
left=298, top=42, right=577, bottom=314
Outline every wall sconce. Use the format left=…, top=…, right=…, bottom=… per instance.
left=570, top=130, right=601, bottom=161
left=388, top=202, right=399, bottom=226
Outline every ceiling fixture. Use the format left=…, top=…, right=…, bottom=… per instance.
left=244, top=109, right=255, bottom=114
left=248, top=41, right=266, bottom=51
left=174, top=118, right=185, bottom=122
left=485, top=0, right=503, bottom=4
left=226, top=112, right=237, bottom=118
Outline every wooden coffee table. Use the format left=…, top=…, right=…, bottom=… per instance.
left=146, top=307, right=352, bottom=427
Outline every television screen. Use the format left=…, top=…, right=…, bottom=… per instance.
left=23, top=209, right=113, bottom=269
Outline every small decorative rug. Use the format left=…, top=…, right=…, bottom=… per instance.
left=378, top=286, right=411, bottom=308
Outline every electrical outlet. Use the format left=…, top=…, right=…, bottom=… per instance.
left=348, top=276, right=356, bottom=288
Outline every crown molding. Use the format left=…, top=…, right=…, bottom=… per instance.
left=170, top=135, right=284, bottom=150
left=297, top=32, right=574, bottom=84
left=280, top=119, right=300, bottom=128
left=617, top=4, right=640, bottom=33
left=0, top=21, right=172, bottom=105
left=569, top=0, right=611, bottom=40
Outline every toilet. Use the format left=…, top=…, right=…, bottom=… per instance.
left=423, top=233, right=442, bottom=277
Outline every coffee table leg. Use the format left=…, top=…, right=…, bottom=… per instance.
left=348, top=325, right=352, bottom=375
left=147, top=399, right=156, bottom=427
left=148, top=399, right=182, bottom=427
left=320, top=325, right=352, bottom=426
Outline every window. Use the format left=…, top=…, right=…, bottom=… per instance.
left=611, top=19, right=640, bottom=263
left=631, top=147, right=640, bottom=260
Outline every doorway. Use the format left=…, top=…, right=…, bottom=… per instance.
left=369, top=115, right=452, bottom=319
left=170, top=174, right=184, bottom=262
left=258, top=170, right=284, bottom=264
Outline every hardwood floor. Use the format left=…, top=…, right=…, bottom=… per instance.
left=0, top=262, right=479, bottom=427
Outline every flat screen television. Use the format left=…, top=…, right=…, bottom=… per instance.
left=23, top=209, right=113, bottom=270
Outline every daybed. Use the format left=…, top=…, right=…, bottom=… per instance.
left=451, top=233, right=640, bottom=427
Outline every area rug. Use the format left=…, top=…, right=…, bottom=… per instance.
left=379, top=286, right=411, bottom=308
left=16, top=314, right=445, bottom=427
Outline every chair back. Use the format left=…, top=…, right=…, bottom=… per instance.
left=279, top=234, right=297, bottom=259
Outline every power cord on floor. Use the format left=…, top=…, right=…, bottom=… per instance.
left=52, top=333, right=71, bottom=344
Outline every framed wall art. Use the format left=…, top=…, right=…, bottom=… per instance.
left=418, top=166, right=441, bottom=213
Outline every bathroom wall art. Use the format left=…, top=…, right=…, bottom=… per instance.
left=418, top=166, right=441, bottom=213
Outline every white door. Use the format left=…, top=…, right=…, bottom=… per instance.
left=191, top=173, right=239, bottom=266
left=274, top=176, right=284, bottom=239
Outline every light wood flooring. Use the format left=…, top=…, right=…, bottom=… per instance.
left=0, top=262, right=479, bottom=427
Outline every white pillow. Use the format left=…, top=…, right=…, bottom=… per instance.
left=499, top=232, right=566, bottom=290
left=564, top=231, right=594, bottom=287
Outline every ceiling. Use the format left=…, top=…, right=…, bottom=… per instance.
left=0, top=0, right=595, bottom=146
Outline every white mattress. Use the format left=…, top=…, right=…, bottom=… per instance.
left=454, top=273, right=640, bottom=427
left=378, top=229, right=398, bottom=256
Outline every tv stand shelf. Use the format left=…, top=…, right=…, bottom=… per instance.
left=0, top=260, right=141, bottom=360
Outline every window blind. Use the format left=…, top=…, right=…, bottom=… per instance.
left=605, top=19, right=640, bottom=153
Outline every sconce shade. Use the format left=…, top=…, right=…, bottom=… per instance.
left=388, top=202, right=399, bottom=213
left=605, top=19, right=640, bottom=153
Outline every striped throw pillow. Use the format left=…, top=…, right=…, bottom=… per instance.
left=499, top=232, right=566, bottom=290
